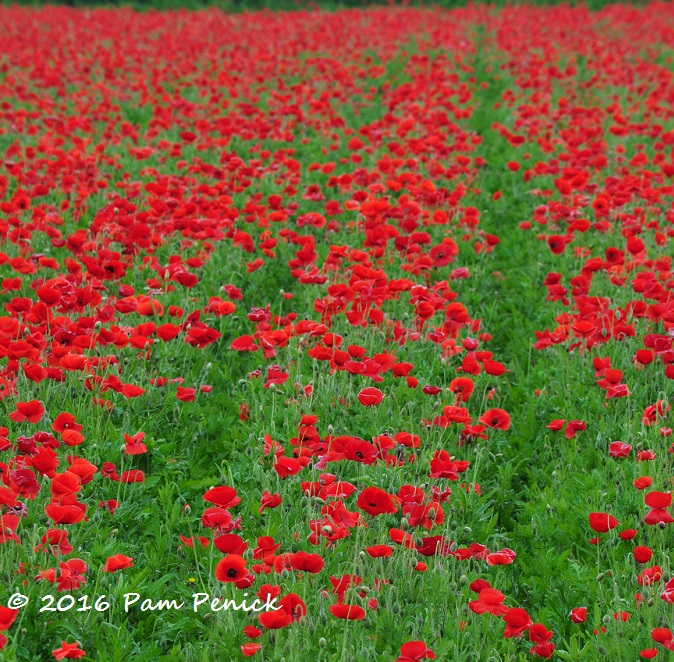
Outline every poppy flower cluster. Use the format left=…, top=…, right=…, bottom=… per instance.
left=1, top=1, right=673, bottom=659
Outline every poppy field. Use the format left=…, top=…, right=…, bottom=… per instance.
left=0, top=2, right=674, bottom=660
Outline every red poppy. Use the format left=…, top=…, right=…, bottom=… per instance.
left=9, top=400, right=45, bottom=423
left=203, top=486, right=241, bottom=509
left=52, top=641, right=86, bottom=660
left=449, top=377, right=474, bottom=403
left=103, top=554, right=134, bottom=572
left=468, top=588, right=509, bottom=616
left=289, top=551, right=324, bottom=573
left=241, top=643, right=261, bottom=657
left=395, top=641, right=436, bottom=661
left=124, top=431, right=147, bottom=455
left=570, top=607, right=587, bottom=623
left=56, top=559, right=87, bottom=591
left=609, top=441, right=632, bottom=458
left=329, top=603, right=366, bottom=620
left=503, top=607, right=532, bottom=638
left=365, top=544, right=393, bottom=557
left=52, top=413, right=83, bottom=433
left=35, top=529, right=73, bottom=555
left=357, top=487, right=398, bottom=516
left=588, top=512, right=619, bottom=533
left=259, top=490, right=282, bottom=514
left=478, top=408, right=511, bottom=430
left=357, top=387, right=384, bottom=406
left=258, top=610, right=293, bottom=630
left=547, top=235, right=567, bottom=254
left=634, top=546, right=653, bottom=564
left=215, top=554, right=248, bottom=583
left=45, top=504, right=86, bottom=525
left=0, top=607, right=18, bottom=632
left=644, top=492, right=674, bottom=526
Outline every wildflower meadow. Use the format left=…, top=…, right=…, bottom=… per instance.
left=0, top=2, right=673, bottom=660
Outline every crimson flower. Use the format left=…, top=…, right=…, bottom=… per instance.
left=503, top=607, right=532, bottom=638
left=241, top=643, right=261, bottom=657
left=52, top=641, right=86, bottom=660
left=9, top=400, right=44, bottom=424
left=570, top=607, right=587, bottom=623
left=329, top=603, right=366, bottom=620
left=0, top=607, right=18, bottom=632
left=215, top=554, right=248, bottom=583
left=395, top=640, right=436, bottom=661
left=478, top=408, right=511, bottom=430
left=468, top=588, right=508, bottom=616
left=588, top=512, right=619, bottom=533
left=103, top=554, right=134, bottom=572
left=124, top=431, right=147, bottom=455
left=357, top=487, right=398, bottom=516
left=357, top=387, right=384, bottom=406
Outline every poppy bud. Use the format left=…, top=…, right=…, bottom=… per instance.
left=392, top=602, right=401, bottom=614
left=450, top=542, right=458, bottom=553
left=300, top=497, right=309, bottom=508
left=602, top=614, right=611, bottom=625
left=319, top=613, right=327, bottom=625
left=648, top=598, right=655, bottom=607
left=183, top=505, right=191, bottom=515
left=400, top=517, right=409, bottom=530
left=110, top=529, right=118, bottom=538
left=281, top=569, right=290, bottom=579
left=318, top=638, right=327, bottom=648
left=327, top=425, right=334, bottom=434
left=463, top=526, right=472, bottom=534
